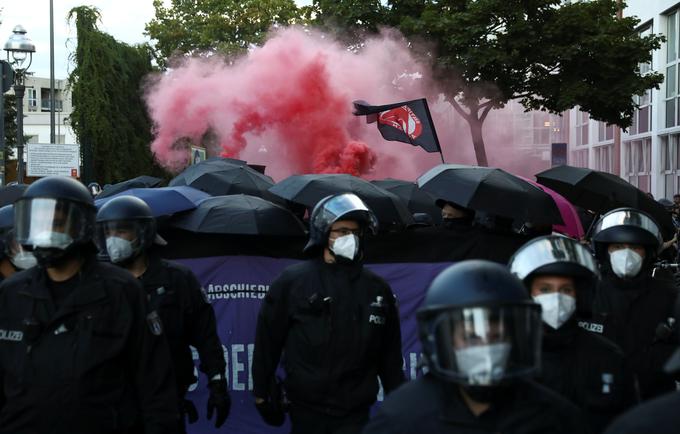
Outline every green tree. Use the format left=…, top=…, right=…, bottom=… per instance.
left=3, top=94, right=17, bottom=158
left=315, top=0, right=663, bottom=166
left=304, top=0, right=386, bottom=44
left=68, top=6, right=167, bottom=184
left=145, top=0, right=301, bottom=68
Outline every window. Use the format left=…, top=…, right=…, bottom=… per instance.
left=594, top=145, right=613, bottom=173
left=598, top=122, right=614, bottom=142
left=572, top=149, right=589, bottom=168
left=624, top=138, right=652, bottom=192
left=576, top=110, right=589, bottom=146
left=26, top=88, right=37, bottom=112
left=667, top=14, right=680, bottom=127
left=630, top=90, right=652, bottom=135
left=660, top=134, right=680, bottom=197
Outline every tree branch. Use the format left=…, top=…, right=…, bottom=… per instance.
left=450, top=97, right=473, bottom=122
left=480, top=104, right=494, bottom=123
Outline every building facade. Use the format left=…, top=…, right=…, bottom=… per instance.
left=6, top=75, right=76, bottom=146
left=567, top=0, right=680, bottom=199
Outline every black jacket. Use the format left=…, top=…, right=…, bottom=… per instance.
left=590, top=272, right=678, bottom=400
left=362, top=376, right=590, bottom=434
left=604, top=391, right=680, bottom=434
left=139, top=254, right=226, bottom=395
left=539, top=320, right=633, bottom=432
left=0, top=258, right=178, bottom=434
left=252, top=259, right=405, bottom=416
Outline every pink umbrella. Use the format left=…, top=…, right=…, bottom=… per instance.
left=520, top=176, right=585, bottom=239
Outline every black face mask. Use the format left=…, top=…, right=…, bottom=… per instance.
left=441, top=217, right=473, bottom=229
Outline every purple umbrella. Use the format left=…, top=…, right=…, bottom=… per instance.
left=521, top=177, right=584, bottom=239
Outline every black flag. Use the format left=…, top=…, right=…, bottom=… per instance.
left=353, top=98, right=442, bottom=154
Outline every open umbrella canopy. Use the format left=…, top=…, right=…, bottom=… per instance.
left=418, top=164, right=563, bottom=225
left=0, top=184, right=28, bottom=207
left=519, top=177, right=584, bottom=239
left=98, top=176, right=163, bottom=199
left=269, top=174, right=415, bottom=228
left=169, top=194, right=306, bottom=236
left=536, top=165, right=673, bottom=238
left=169, top=157, right=280, bottom=203
left=371, top=178, right=442, bottom=224
left=95, top=186, right=210, bottom=217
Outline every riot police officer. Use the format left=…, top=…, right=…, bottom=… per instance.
left=363, top=260, right=588, bottom=434
left=603, top=298, right=680, bottom=434
left=0, top=176, right=178, bottom=434
left=509, top=235, right=633, bottom=432
left=253, top=193, right=405, bottom=434
left=0, top=204, right=37, bottom=280
left=95, top=195, right=230, bottom=432
left=589, top=208, right=678, bottom=400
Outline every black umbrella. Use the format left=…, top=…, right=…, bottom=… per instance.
left=169, top=195, right=306, bottom=236
left=0, top=184, right=27, bottom=207
left=98, top=176, right=163, bottom=199
left=417, top=164, right=563, bottom=225
left=269, top=174, right=415, bottom=227
left=536, top=165, right=673, bottom=238
left=371, top=178, right=442, bottom=224
left=169, top=158, right=281, bottom=203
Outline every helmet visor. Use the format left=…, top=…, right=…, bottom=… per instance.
left=15, top=198, right=93, bottom=250
left=427, top=305, right=542, bottom=385
left=509, top=236, right=599, bottom=281
left=312, top=194, right=379, bottom=236
left=593, top=209, right=662, bottom=246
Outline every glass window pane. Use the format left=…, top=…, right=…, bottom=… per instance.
left=669, top=13, right=677, bottom=63
left=639, top=106, right=650, bottom=133
left=582, top=124, right=589, bottom=146
left=667, top=65, right=677, bottom=97
left=667, top=99, right=677, bottom=128
left=666, top=174, right=674, bottom=197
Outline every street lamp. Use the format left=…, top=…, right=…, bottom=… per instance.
left=4, top=25, right=35, bottom=184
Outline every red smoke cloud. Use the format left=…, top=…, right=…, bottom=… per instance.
left=145, top=27, right=549, bottom=181
left=144, top=28, right=449, bottom=180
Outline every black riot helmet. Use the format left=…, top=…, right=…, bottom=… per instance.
left=0, top=205, right=13, bottom=258
left=14, top=176, right=96, bottom=265
left=509, top=235, right=600, bottom=316
left=95, top=196, right=157, bottom=264
left=591, top=208, right=662, bottom=268
left=303, top=193, right=378, bottom=254
left=417, top=260, right=542, bottom=386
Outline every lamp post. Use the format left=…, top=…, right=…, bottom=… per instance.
left=4, top=25, right=35, bottom=184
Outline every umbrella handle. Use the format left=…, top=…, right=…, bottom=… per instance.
left=583, top=213, right=600, bottom=241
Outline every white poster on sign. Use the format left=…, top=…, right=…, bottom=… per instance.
left=27, top=143, right=80, bottom=178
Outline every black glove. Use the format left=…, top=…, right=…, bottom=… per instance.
left=255, top=399, right=286, bottom=427
left=181, top=399, right=199, bottom=424
left=207, top=379, right=231, bottom=428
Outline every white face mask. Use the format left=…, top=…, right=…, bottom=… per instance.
left=10, top=251, right=38, bottom=270
left=31, top=231, right=73, bottom=250
left=454, top=342, right=511, bottom=385
left=609, top=248, right=643, bottom=279
left=106, top=236, right=134, bottom=263
left=534, top=293, right=576, bottom=329
left=331, top=234, right=359, bottom=261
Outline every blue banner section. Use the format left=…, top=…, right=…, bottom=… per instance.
left=175, top=256, right=451, bottom=434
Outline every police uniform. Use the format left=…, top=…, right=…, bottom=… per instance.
left=139, top=253, right=226, bottom=399
left=591, top=273, right=678, bottom=400
left=588, top=208, right=679, bottom=400
left=0, top=259, right=178, bottom=434
left=362, top=376, right=589, bottom=434
left=253, top=259, right=405, bottom=431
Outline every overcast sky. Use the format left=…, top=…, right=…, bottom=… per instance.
left=1, top=0, right=312, bottom=79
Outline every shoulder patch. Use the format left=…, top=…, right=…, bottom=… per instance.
left=146, top=310, right=164, bottom=336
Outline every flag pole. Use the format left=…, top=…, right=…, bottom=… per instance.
left=439, top=150, right=446, bottom=164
